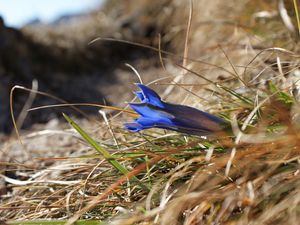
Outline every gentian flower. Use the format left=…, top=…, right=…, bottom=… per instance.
left=124, top=84, right=227, bottom=136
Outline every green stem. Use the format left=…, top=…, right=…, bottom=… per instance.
left=293, top=0, right=300, bottom=37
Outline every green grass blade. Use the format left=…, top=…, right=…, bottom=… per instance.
left=220, top=86, right=253, bottom=105
left=63, top=113, right=149, bottom=191
left=293, top=0, right=300, bottom=36
left=268, top=81, right=294, bottom=106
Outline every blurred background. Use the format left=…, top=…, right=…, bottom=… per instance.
left=0, top=0, right=162, bottom=134
left=0, top=0, right=298, bottom=134
left=0, top=0, right=102, bottom=27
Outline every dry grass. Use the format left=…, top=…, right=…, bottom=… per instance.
left=1, top=0, right=300, bottom=224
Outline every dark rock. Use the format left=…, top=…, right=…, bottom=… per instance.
left=0, top=12, right=157, bottom=133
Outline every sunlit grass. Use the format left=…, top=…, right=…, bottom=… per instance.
left=2, top=0, right=300, bottom=224
left=5, top=63, right=300, bottom=224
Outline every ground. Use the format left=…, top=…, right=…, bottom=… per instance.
left=1, top=0, right=300, bottom=224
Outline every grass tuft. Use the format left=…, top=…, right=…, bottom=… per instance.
left=2, top=1, right=300, bottom=224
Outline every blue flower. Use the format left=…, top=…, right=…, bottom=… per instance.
left=124, top=84, right=227, bottom=136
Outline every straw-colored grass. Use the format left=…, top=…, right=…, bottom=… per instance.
left=1, top=0, right=300, bottom=224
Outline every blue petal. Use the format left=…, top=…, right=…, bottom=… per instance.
left=134, top=91, right=145, bottom=101
left=163, top=103, right=225, bottom=132
left=125, top=117, right=173, bottom=132
left=124, top=120, right=217, bottom=135
left=129, top=103, right=174, bottom=121
left=125, top=84, right=227, bottom=136
left=124, top=122, right=143, bottom=132
left=135, top=117, right=157, bottom=127
left=136, top=84, right=164, bottom=107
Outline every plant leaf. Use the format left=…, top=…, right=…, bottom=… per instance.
left=63, top=113, right=149, bottom=191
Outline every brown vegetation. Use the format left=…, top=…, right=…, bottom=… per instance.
left=1, top=0, right=300, bottom=224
